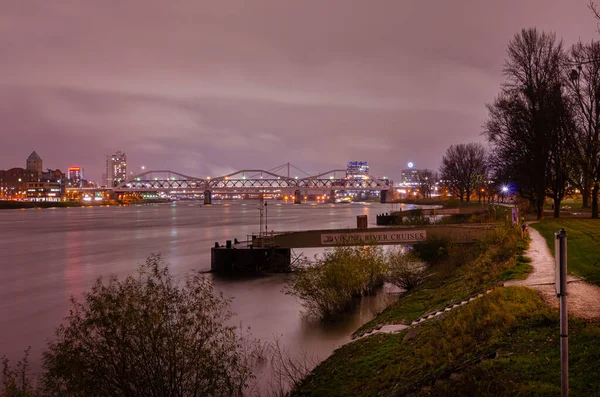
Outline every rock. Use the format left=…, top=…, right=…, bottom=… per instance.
left=434, top=379, right=446, bottom=387
left=375, top=324, right=383, bottom=330
left=449, top=372, right=461, bottom=381
left=403, top=328, right=421, bottom=341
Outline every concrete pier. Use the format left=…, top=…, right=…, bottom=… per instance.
left=211, top=244, right=291, bottom=274
left=204, top=190, right=212, bottom=205
left=294, top=189, right=302, bottom=204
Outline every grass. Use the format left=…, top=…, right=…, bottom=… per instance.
left=543, top=196, right=589, bottom=211
left=294, top=287, right=600, bottom=396
left=353, top=227, right=530, bottom=335
left=531, top=219, right=600, bottom=286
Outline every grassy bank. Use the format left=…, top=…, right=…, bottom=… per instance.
left=531, top=219, right=600, bottom=286
left=290, top=225, right=557, bottom=396
left=294, top=287, right=600, bottom=396
left=353, top=227, right=530, bottom=335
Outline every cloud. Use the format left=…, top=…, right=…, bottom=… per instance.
left=0, top=1, right=598, bottom=180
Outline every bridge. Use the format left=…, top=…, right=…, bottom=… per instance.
left=76, top=164, right=394, bottom=204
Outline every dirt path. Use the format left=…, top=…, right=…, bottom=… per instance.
left=505, top=226, right=600, bottom=320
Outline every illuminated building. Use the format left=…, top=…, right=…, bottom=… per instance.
left=105, top=151, right=127, bottom=187
left=400, top=162, right=419, bottom=186
left=346, top=161, right=369, bottom=179
left=27, top=169, right=66, bottom=201
left=0, top=168, right=36, bottom=200
left=68, top=167, right=84, bottom=187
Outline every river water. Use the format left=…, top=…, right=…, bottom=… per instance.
left=0, top=200, right=415, bottom=391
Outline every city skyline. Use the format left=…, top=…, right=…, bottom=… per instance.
left=1, top=1, right=598, bottom=183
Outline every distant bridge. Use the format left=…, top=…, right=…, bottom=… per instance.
left=73, top=165, right=395, bottom=203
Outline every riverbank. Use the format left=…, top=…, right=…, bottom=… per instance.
left=0, top=201, right=82, bottom=209
left=292, top=224, right=600, bottom=395
left=0, top=199, right=173, bottom=210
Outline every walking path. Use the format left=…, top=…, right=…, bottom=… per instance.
left=505, top=226, right=600, bottom=320
left=353, top=225, right=600, bottom=342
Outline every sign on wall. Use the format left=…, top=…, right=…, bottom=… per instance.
left=320, top=230, right=426, bottom=245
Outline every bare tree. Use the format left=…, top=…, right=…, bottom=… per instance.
left=440, top=143, right=487, bottom=203
left=414, top=169, right=438, bottom=199
left=565, top=41, right=600, bottom=218
left=484, top=28, right=571, bottom=219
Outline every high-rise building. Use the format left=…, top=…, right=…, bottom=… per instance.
left=68, top=167, right=83, bottom=187
left=26, top=151, right=43, bottom=181
left=346, top=161, right=369, bottom=179
left=401, top=162, right=419, bottom=186
left=105, top=151, right=127, bottom=187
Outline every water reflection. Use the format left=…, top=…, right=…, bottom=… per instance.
left=0, top=201, right=419, bottom=386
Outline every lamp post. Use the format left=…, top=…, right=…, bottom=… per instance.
left=265, top=201, right=268, bottom=236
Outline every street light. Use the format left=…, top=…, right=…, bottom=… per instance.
left=501, top=185, right=509, bottom=203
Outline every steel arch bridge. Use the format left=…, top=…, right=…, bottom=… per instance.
left=113, top=169, right=392, bottom=194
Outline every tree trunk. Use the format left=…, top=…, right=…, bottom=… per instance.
left=536, top=196, right=544, bottom=220
left=592, top=183, right=599, bottom=219
left=553, top=197, right=560, bottom=218
left=582, top=185, right=591, bottom=208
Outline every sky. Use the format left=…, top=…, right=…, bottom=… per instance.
left=1, top=0, right=598, bottom=182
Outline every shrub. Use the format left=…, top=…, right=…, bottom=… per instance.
left=1, top=348, right=38, bottom=397
left=285, top=246, right=387, bottom=319
left=412, top=238, right=450, bottom=264
left=402, top=209, right=431, bottom=225
left=385, top=248, right=426, bottom=291
left=40, top=254, right=256, bottom=397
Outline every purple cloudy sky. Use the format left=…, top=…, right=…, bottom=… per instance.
left=0, top=1, right=597, bottom=181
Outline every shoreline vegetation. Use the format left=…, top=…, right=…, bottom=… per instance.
left=290, top=214, right=600, bottom=396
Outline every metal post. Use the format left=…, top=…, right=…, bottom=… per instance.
left=558, top=229, right=569, bottom=397
left=265, top=202, right=268, bottom=235
left=258, top=195, right=264, bottom=244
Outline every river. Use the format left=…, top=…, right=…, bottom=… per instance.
left=0, top=200, right=415, bottom=392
